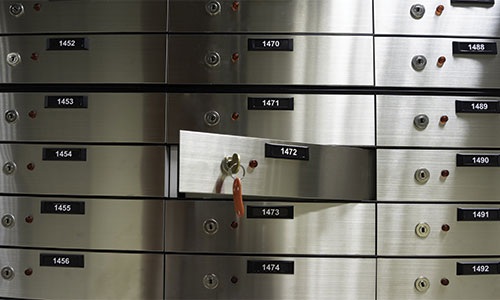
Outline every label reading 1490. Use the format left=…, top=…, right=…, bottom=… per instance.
left=453, top=42, right=498, bottom=54
left=457, top=154, right=499, bottom=167
left=40, top=254, right=84, bottom=268
left=41, top=201, right=85, bottom=215
left=247, top=260, right=294, bottom=274
left=265, top=143, right=309, bottom=161
left=248, top=39, right=294, bottom=51
left=45, top=96, right=88, bottom=109
left=247, top=206, right=294, bottom=219
left=42, top=148, right=87, bottom=161
left=457, top=262, right=500, bottom=275
left=248, top=97, right=294, bottom=110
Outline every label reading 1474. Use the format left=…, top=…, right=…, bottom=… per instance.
left=247, top=260, right=294, bottom=274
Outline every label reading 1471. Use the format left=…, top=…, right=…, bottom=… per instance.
left=40, top=254, right=84, bottom=268
left=456, top=154, right=499, bottom=167
left=457, top=262, right=500, bottom=275
left=247, top=260, right=294, bottom=274
left=265, top=143, right=309, bottom=161
left=453, top=42, right=498, bottom=55
left=248, top=97, right=294, bottom=110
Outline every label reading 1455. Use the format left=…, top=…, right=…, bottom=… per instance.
left=247, top=260, right=294, bottom=274
left=248, top=97, right=294, bottom=110
left=248, top=39, right=294, bottom=51
left=40, top=254, right=84, bottom=268
left=265, top=143, right=309, bottom=161
left=41, top=201, right=85, bottom=215
left=457, top=262, right=500, bottom=275
left=42, top=148, right=87, bottom=161
left=453, top=42, right=498, bottom=55
left=456, top=154, right=499, bottom=167
left=247, top=206, right=294, bottom=219
left=45, top=96, right=88, bottom=109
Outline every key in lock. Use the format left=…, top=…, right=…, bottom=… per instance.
left=220, top=153, right=245, bottom=217
left=221, top=153, right=241, bottom=176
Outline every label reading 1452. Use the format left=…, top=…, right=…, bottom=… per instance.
left=47, top=38, right=89, bottom=51
left=40, top=254, right=84, bottom=268
left=457, top=262, right=500, bottom=275
left=247, top=260, right=294, bottom=274
left=265, top=143, right=309, bottom=161
left=456, top=154, right=499, bottom=167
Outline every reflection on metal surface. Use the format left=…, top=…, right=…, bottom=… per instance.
left=0, top=0, right=166, bottom=33
left=168, top=35, right=374, bottom=85
left=165, top=255, right=376, bottom=300
left=165, top=200, right=375, bottom=255
left=0, top=196, right=164, bottom=251
left=169, top=0, right=372, bottom=33
left=375, top=37, right=500, bottom=88
left=0, top=249, right=163, bottom=300
left=167, top=94, right=375, bottom=145
left=377, top=149, right=500, bottom=201
left=0, top=35, right=166, bottom=83
left=179, top=131, right=375, bottom=200
left=0, top=144, right=166, bottom=197
left=0, top=93, right=166, bottom=143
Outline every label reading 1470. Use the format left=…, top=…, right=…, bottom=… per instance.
left=265, top=143, right=309, bottom=161
left=457, top=262, right=500, bottom=275
left=42, top=148, right=87, bottom=161
left=453, top=42, right=498, bottom=54
left=47, top=38, right=89, bottom=51
left=456, top=100, right=500, bottom=113
left=40, top=254, right=84, bottom=268
left=247, top=260, right=294, bottom=274
left=45, top=96, right=88, bottom=109
left=248, top=39, right=294, bottom=51
left=248, top=97, right=294, bottom=110
left=41, top=201, right=85, bottom=215
left=247, top=206, right=294, bottom=219
left=456, top=154, right=499, bottom=167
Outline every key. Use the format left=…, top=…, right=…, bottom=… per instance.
left=233, top=177, right=244, bottom=217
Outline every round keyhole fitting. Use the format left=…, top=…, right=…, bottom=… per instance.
left=204, top=111, right=221, bottom=126
left=1, top=214, right=15, bottom=228
left=414, top=114, right=429, bottom=130
left=6, top=53, right=21, bottom=67
left=5, top=110, right=19, bottom=123
left=1, top=266, right=14, bottom=280
left=415, top=222, right=431, bottom=238
left=9, top=3, right=24, bottom=17
left=203, top=219, right=219, bottom=235
left=203, top=274, right=219, bottom=289
left=410, top=4, right=426, bottom=19
left=415, top=276, right=430, bottom=292
left=205, top=51, right=221, bottom=67
left=414, top=168, right=430, bottom=184
left=3, top=162, right=16, bottom=175
left=205, top=0, right=221, bottom=15
left=412, top=55, right=427, bottom=71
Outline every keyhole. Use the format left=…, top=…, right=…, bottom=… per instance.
left=420, top=281, right=426, bottom=288
left=420, top=227, right=426, bottom=233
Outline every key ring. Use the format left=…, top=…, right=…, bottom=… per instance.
left=230, top=165, right=246, bottom=180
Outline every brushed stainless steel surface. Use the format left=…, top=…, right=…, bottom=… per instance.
left=379, top=204, right=500, bottom=256
left=375, top=0, right=500, bottom=37
left=169, top=0, right=372, bottom=33
left=0, top=144, right=166, bottom=197
left=0, top=35, right=166, bottom=83
left=0, top=249, right=163, bottom=300
left=168, top=35, right=374, bottom=85
left=375, top=37, right=500, bottom=88
left=169, top=145, right=179, bottom=198
left=378, top=258, right=500, bottom=300
left=0, top=196, right=163, bottom=251
left=165, top=200, right=375, bottom=255
left=0, top=93, right=166, bottom=143
left=0, top=0, right=166, bottom=34
left=377, top=95, right=500, bottom=148
left=377, top=149, right=500, bottom=201
left=165, top=255, right=376, bottom=300
left=167, top=94, right=375, bottom=146
left=179, top=131, right=375, bottom=200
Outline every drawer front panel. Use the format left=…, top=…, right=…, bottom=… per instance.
left=0, top=144, right=165, bottom=197
left=377, top=149, right=500, bottom=201
left=169, top=0, right=372, bottom=33
left=165, top=200, right=375, bottom=255
left=0, top=196, right=164, bottom=251
left=375, top=0, right=500, bottom=37
left=378, top=258, right=500, bottom=300
left=379, top=204, right=500, bottom=256
left=0, top=0, right=166, bottom=33
left=179, top=131, right=375, bottom=200
left=0, top=249, right=163, bottom=300
left=375, top=37, right=500, bottom=88
left=165, top=255, right=376, bottom=300
left=377, top=95, right=500, bottom=148
left=168, top=35, right=374, bottom=85
left=1, top=93, right=166, bottom=143
left=167, top=94, right=375, bottom=145
left=0, top=35, right=166, bottom=83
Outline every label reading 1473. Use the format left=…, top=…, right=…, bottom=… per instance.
left=247, top=206, right=294, bottom=219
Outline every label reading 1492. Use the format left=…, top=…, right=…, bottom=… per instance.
left=456, top=154, right=499, bottom=167
left=40, top=254, right=84, bottom=268
left=457, top=262, right=500, bottom=275
left=247, top=260, right=294, bottom=274
left=453, top=42, right=498, bottom=55
left=265, top=143, right=309, bottom=161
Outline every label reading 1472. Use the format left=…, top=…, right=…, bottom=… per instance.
left=265, top=143, right=309, bottom=161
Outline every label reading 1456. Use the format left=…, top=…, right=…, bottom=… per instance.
left=247, top=206, right=294, bottom=219
left=265, top=143, right=309, bottom=161
left=45, top=96, right=88, bottom=109
left=248, top=97, right=294, bottom=110
left=247, top=260, right=294, bottom=274
left=457, top=262, right=500, bottom=275
left=453, top=42, right=498, bottom=55
left=248, top=39, right=294, bottom=51
left=40, top=254, right=84, bottom=268
left=42, top=148, right=87, bottom=161
left=456, top=154, right=499, bottom=167
left=41, top=201, right=85, bottom=215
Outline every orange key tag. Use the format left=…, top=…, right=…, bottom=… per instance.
left=233, top=177, right=244, bottom=217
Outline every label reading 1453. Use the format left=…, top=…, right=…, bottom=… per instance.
left=456, top=154, right=499, bottom=167
left=265, top=143, right=309, bottom=161
left=40, top=254, right=84, bottom=268
left=45, top=96, right=88, bottom=109
left=247, top=260, right=294, bottom=274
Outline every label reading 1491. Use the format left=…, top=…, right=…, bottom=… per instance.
left=247, top=260, right=294, bottom=274
left=40, top=254, right=84, bottom=268
left=456, top=154, right=499, bottom=167
left=265, top=143, right=309, bottom=161
left=458, top=208, right=500, bottom=221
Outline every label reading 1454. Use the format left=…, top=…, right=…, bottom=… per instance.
left=265, top=143, right=309, bottom=161
left=456, top=154, right=499, bottom=167
left=40, top=254, right=84, bottom=268
left=42, top=148, right=87, bottom=161
left=247, top=260, right=294, bottom=274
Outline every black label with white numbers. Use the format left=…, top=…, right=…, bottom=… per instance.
left=456, top=100, right=500, bottom=113
left=42, top=148, right=87, bottom=161
left=248, top=39, right=293, bottom=51
left=45, top=96, right=88, bottom=109
left=248, top=97, right=294, bottom=110
left=451, top=0, right=494, bottom=4
left=41, top=201, right=85, bottom=215
left=247, top=206, right=294, bottom=219
left=40, top=254, right=84, bottom=268
left=453, top=42, right=498, bottom=54
left=458, top=208, right=500, bottom=221
left=247, top=260, right=294, bottom=274
left=456, top=154, right=499, bottom=167
left=265, top=143, right=309, bottom=161
left=457, top=262, right=500, bottom=275
left=47, top=38, right=89, bottom=51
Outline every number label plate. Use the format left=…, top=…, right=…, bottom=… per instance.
left=45, top=96, right=88, bottom=109
left=265, top=143, right=309, bottom=161
left=451, top=0, right=495, bottom=4
left=247, top=206, right=294, bottom=219
left=47, top=38, right=89, bottom=51
left=453, top=42, right=498, bottom=55
left=457, top=262, right=500, bottom=275
left=40, top=254, right=84, bottom=268
left=248, top=39, right=294, bottom=51
left=248, top=97, right=294, bottom=110
left=456, top=154, right=499, bottom=167
left=247, top=260, right=294, bottom=274
left=41, top=201, right=85, bottom=215
left=456, top=100, right=500, bottom=113
left=42, top=148, right=87, bottom=161
left=458, top=208, right=500, bottom=221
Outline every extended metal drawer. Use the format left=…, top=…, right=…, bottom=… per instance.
left=379, top=204, right=500, bottom=256
left=0, top=196, right=163, bottom=251
left=167, top=94, right=375, bottom=146
left=165, top=200, right=375, bottom=255
left=375, top=0, right=500, bottom=37
left=169, top=0, right=372, bottom=34
left=0, top=249, right=163, bottom=300
left=165, top=255, right=376, bottom=300
left=179, top=131, right=375, bottom=200
left=168, top=35, right=374, bottom=85
left=0, top=34, right=166, bottom=83
left=377, top=150, right=500, bottom=201
left=377, top=95, right=500, bottom=148
left=1, top=93, right=166, bottom=143
left=375, top=37, right=500, bottom=88
left=0, top=144, right=166, bottom=197
left=0, top=1, right=166, bottom=34
left=378, top=258, right=500, bottom=300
